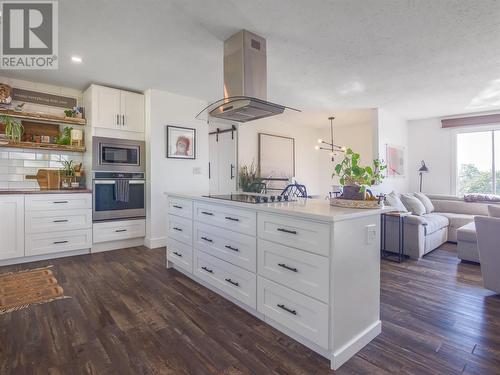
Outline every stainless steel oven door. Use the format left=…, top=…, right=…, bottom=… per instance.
left=93, top=179, right=146, bottom=221
left=93, top=137, right=145, bottom=172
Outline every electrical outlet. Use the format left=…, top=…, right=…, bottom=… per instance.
left=365, top=224, right=377, bottom=244
left=192, top=167, right=202, bottom=175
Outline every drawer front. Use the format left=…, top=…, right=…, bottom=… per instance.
left=258, top=213, right=330, bottom=256
left=194, top=202, right=256, bottom=236
left=167, top=215, right=192, bottom=245
left=26, top=209, right=92, bottom=234
left=194, top=222, right=256, bottom=272
left=258, top=239, right=329, bottom=303
left=25, top=193, right=92, bottom=211
left=25, top=229, right=92, bottom=256
left=93, top=219, right=146, bottom=243
left=167, top=238, right=193, bottom=273
left=167, top=197, right=193, bottom=219
left=257, top=277, right=329, bottom=349
left=194, top=250, right=256, bottom=309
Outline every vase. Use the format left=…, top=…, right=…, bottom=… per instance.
left=342, top=184, right=365, bottom=200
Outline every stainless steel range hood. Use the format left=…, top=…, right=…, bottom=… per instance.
left=196, top=30, right=299, bottom=124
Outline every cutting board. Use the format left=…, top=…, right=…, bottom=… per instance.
left=26, top=169, right=61, bottom=189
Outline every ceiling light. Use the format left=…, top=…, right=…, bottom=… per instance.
left=71, top=56, right=82, bottom=63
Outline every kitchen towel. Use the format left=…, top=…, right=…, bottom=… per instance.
left=114, top=179, right=130, bottom=203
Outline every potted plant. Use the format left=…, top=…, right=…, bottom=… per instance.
left=333, top=148, right=386, bottom=200
left=60, top=159, right=76, bottom=188
left=0, top=115, right=24, bottom=143
left=239, top=161, right=264, bottom=193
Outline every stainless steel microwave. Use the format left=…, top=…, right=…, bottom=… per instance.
left=92, top=136, right=145, bottom=172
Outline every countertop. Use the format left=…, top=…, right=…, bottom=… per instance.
left=0, top=189, right=92, bottom=195
left=165, top=192, right=392, bottom=222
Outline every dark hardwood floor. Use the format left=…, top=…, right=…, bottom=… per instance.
left=1, top=243, right=499, bottom=375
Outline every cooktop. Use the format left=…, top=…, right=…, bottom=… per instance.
left=203, top=193, right=293, bottom=204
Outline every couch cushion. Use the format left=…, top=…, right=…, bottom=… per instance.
left=488, top=205, right=500, bottom=218
left=385, top=191, right=407, bottom=212
left=414, top=192, right=435, bottom=213
left=401, top=194, right=426, bottom=216
left=422, top=213, right=449, bottom=235
left=457, top=222, right=477, bottom=243
left=436, top=212, right=474, bottom=229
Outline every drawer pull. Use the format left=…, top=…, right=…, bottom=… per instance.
left=173, top=251, right=183, bottom=257
left=278, top=263, right=298, bottom=272
left=115, top=229, right=127, bottom=233
left=53, top=219, right=69, bottom=223
left=277, top=304, right=297, bottom=315
left=172, top=205, right=183, bottom=209
left=201, top=266, right=213, bottom=274
left=201, top=211, right=214, bottom=216
left=201, top=236, right=213, bottom=243
left=225, top=216, right=240, bottom=222
left=53, top=240, right=68, bottom=244
left=53, top=201, right=68, bottom=204
left=173, top=227, right=183, bottom=232
left=277, top=228, right=297, bottom=235
left=225, top=245, right=239, bottom=252
left=225, top=278, right=239, bottom=287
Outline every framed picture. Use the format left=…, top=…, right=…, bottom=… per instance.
left=386, top=144, right=405, bottom=177
left=166, top=125, right=196, bottom=159
left=258, top=133, right=295, bottom=184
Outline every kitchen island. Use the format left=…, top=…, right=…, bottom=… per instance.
left=166, top=193, right=389, bottom=370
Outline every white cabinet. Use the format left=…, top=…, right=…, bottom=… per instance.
left=0, top=196, right=24, bottom=260
left=93, top=219, right=146, bottom=243
left=85, top=84, right=144, bottom=133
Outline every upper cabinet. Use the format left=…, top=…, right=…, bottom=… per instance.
left=84, top=84, right=145, bottom=134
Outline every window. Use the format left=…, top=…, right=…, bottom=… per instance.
left=456, top=130, right=499, bottom=195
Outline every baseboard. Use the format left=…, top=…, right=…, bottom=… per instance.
left=92, top=238, right=144, bottom=253
left=144, top=236, right=166, bottom=249
left=331, top=320, right=382, bottom=370
left=0, top=249, right=90, bottom=267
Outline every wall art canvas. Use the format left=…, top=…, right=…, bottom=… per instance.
left=386, top=144, right=405, bottom=177
left=166, top=125, right=196, bottom=159
left=258, top=133, right=295, bottom=184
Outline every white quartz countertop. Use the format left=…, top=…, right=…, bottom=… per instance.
left=165, top=192, right=392, bottom=222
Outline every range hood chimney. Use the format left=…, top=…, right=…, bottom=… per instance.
left=196, top=30, right=299, bottom=124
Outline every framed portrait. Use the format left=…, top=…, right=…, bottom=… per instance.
left=166, top=125, right=196, bottom=159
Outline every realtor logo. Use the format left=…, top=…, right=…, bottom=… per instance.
left=0, top=1, right=58, bottom=69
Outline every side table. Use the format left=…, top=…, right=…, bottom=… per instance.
left=381, top=211, right=412, bottom=263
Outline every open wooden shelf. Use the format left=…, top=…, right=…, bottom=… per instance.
left=0, top=109, right=86, bottom=126
left=0, top=141, right=85, bottom=153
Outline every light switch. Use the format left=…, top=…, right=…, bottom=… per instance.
left=192, top=167, right=202, bottom=175
left=365, top=224, right=377, bottom=244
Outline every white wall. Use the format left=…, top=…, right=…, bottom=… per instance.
left=375, top=108, right=410, bottom=194
left=144, top=89, right=208, bottom=248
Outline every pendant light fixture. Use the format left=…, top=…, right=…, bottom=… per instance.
left=315, top=116, right=345, bottom=161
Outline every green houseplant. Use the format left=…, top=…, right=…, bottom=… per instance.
left=239, top=161, right=263, bottom=193
left=55, top=126, right=73, bottom=145
left=333, top=148, right=386, bottom=200
left=0, top=115, right=24, bottom=143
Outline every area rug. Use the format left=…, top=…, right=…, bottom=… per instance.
left=0, top=266, right=68, bottom=314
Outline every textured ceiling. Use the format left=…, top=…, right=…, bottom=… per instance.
left=3, top=0, right=500, bottom=120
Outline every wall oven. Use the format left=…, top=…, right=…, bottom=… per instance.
left=93, top=172, right=145, bottom=221
left=93, top=136, right=145, bottom=172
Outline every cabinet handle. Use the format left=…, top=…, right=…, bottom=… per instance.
left=53, top=201, right=68, bottom=204
left=225, top=278, right=239, bottom=287
left=173, top=227, right=183, bottom=232
left=277, top=304, right=297, bottom=315
left=201, top=211, right=213, bottom=216
left=53, top=240, right=68, bottom=244
left=122, top=114, right=125, bottom=126
left=230, top=164, right=235, bottom=179
left=173, top=251, right=182, bottom=257
left=172, top=205, right=183, bottom=209
left=225, top=245, right=239, bottom=252
left=115, top=229, right=127, bottom=232
left=201, top=266, right=213, bottom=274
left=278, top=263, right=298, bottom=272
left=277, top=228, right=297, bottom=235
left=117, top=114, right=120, bottom=125
left=201, top=236, right=213, bottom=243
left=225, top=216, right=239, bottom=222
left=53, top=219, right=68, bottom=223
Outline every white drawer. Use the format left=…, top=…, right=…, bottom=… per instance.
left=194, top=250, right=256, bottom=309
left=167, top=197, right=193, bottom=219
left=257, top=276, right=329, bottom=349
left=25, top=193, right=92, bottom=211
left=258, top=213, right=330, bottom=256
left=258, top=239, right=329, bottom=302
left=25, top=209, right=92, bottom=234
left=194, top=222, right=256, bottom=272
left=25, top=228, right=92, bottom=256
left=194, top=202, right=256, bottom=236
left=167, top=237, right=193, bottom=273
left=93, top=219, right=146, bottom=243
left=167, top=215, right=192, bottom=245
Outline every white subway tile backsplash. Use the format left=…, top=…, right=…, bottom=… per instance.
left=0, top=174, right=24, bottom=182
left=8, top=181, right=38, bottom=189
left=9, top=152, right=36, bottom=160
left=49, top=161, right=63, bottom=168
left=24, top=160, right=49, bottom=168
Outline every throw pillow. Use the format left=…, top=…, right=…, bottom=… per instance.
left=414, top=192, right=435, bottom=214
left=488, top=204, right=500, bottom=218
left=400, top=194, right=427, bottom=216
left=385, top=191, right=407, bottom=212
